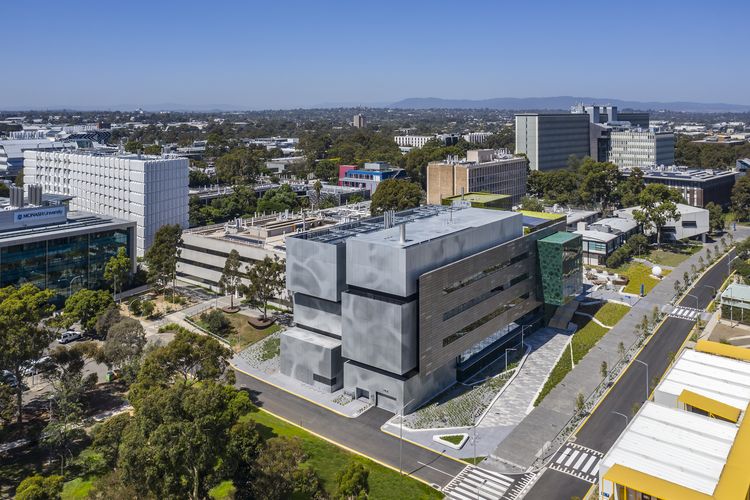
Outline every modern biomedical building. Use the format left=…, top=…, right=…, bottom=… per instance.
left=515, top=113, right=591, bottom=171
left=280, top=205, right=581, bottom=412
left=23, top=151, right=188, bottom=256
left=599, top=340, right=750, bottom=500
left=0, top=186, right=136, bottom=305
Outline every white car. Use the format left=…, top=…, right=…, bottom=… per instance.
left=22, top=356, right=53, bottom=376
left=58, top=330, right=82, bottom=344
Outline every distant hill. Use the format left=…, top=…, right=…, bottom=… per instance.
left=389, top=96, right=750, bottom=113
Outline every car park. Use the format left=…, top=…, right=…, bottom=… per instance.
left=22, top=356, right=54, bottom=376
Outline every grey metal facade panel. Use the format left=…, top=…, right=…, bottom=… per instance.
left=417, top=220, right=565, bottom=376
left=286, top=237, right=346, bottom=302
left=340, top=292, right=417, bottom=375
left=292, top=292, right=342, bottom=338
left=280, top=329, right=343, bottom=392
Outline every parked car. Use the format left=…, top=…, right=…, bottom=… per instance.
left=22, top=356, right=54, bottom=377
left=1, top=370, right=18, bottom=388
left=58, top=330, right=82, bottom=344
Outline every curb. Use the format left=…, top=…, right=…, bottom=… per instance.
left=230, top=361, right=353, bottom=419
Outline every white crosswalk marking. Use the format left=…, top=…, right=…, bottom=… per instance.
left=548, top=443, right=604, bottom=484
left=669, top=306, right=704, bottom=321
left=581, top=454, right=598, bottom=474
left=443, top=465, right=522, bottom=500
left=564, top=449, right=580, bottom=467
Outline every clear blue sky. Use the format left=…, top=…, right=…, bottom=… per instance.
left=4, top=0, right=749, bottom=110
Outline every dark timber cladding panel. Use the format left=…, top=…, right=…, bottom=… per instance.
left=418, top=220, right=565, bottom=376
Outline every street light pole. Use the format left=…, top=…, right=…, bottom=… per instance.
left=68, top=275, right=84, bottom=297
left=477, top=478, right=487, bottom=500
left=505, top=348, right=516, bottom=371
left=634, top=359, right=649, bottom=401
left=686, top=293, right=699, bottom=309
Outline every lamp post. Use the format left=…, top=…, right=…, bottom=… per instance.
left=477, top=478, right=487, bottom=500
left=399, top=398, right=415, bottom=476
left=685, top=293, right=699, bottom=309
left=612, top=411, right=628, bottom=427
left=633, top=359, right=649, bottom=401
left=505, top=348, right=517, bottom=371
left=68, top=275, right=84, bottom=297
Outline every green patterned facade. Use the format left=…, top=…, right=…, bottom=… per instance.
left=537, top=232, right=583, bottom=306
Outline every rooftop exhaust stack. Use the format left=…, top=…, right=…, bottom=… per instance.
left=399, top=223, right=406, bottom=244
left=27, top=184, right=43, bottom=206
left=9, top=186, right=24, bottom=208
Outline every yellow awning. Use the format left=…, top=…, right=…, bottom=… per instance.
left=712, top=401, right=750, bottom=500
left=678, top=389, right=742, bottom=423
left=695, top=340, right=750, bottom=362
left=603, top=464, right=712, bottom=500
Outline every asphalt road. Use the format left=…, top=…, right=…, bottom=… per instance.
left=525, top=250, right=734, bottom=500
left=233, top=370, right=467, bottom=488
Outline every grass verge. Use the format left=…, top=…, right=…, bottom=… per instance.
left=62, top=478, right=94, bottom=499
left=619, top=262, right=671, bottom=295
left=437, top=434, right=464, bottom=445
left=244, top=410, right=441, bottom=499
left=534, top=303, right=629, bottom=406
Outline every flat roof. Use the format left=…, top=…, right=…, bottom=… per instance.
left=601, top=401, right=738, bottom=496
left=353, top=207, right=519, bottom=249
left=293, top=205, right=520, bottom=246
left=444, top=192, right=511, bottom=203
left=0, top=211, right=134, bottom=244
left=624, top=167, right=739, bottom=182
left=539, top=231, right=580, bottom=244
left=574, top=229, right=618, bottom=243
left=517, top=210, right=564, bottom=220
left=656, top=349, right=750, bottom=410
left=590, top=217, right=638, bottom=233
left=282, top=326, right=341, bottom=349
left=722, top=283, right=750, bottom=302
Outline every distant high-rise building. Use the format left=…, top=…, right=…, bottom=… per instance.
left=426, top=149, right=528, bottom=205
left=352, top=114, right=366, bottom=128
left=515, top=113, right=591, bottom=170
left=24, top=151, right=188, bottom=256
left=516, top=105, right=673, bottom=171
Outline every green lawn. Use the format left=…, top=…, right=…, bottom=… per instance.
left=535, top=303, right=630, bottom=406
left=193, top=310, right=280, bottom=352
left=437, top=434, right=465, bottom=445
left=619, top=262, right=671, bottom=295
left=593, top=303, right=631, bottom=326
left=62, top=478, right=94, bottom=499
left=225, top=312, right=280, bottom=351
left=243, top=410, right=441, bottom=499
left=647, top=249, right=690, bottom=267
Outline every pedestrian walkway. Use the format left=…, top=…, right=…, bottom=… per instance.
left=488, top=227, right=750, bottom=473
left=479, top=328, right=572, bottom=428
left=547, top=442, right=603, bottom=484
left=443, top=466, right=518, bottom=500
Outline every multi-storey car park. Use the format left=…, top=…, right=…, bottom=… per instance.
left=280, top=204, right=582, bottom=413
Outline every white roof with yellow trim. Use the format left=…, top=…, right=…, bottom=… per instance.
left=654, top=349, right=750, bottom=411
left=601, top=401, right=738, bottom=496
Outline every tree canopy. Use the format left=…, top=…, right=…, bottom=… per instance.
left=63, top=289, right=114, bottom=334
left=0, top=284, right=55, bottom=423
left=241, top=256, right=286, bottom=319
left=144, top=224, right=183, bottom=294
left=732, top=175, right=750, bottom=221
left=370, top=179, right=422, bottom=215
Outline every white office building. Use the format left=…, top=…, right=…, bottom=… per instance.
left=608, top=128, right=675, bottom=169
left=24, top=151, right=188, bottom=256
